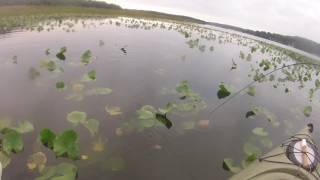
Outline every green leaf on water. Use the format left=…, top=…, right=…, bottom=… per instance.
left=82, top=70, right=96, bottom=81
left=303, top=106, right=312, bottom=117
left=82, top=119, right=99, bottom=137
left=105, top=106, right=122, bottom=116
left=222, top=158, right=241, bottom=173
left=2, top=128, right=23, bottom=155
left=13, top=121, right=34, bottom=134
left=245, top=111, right=256, bottom=118
left=40, top=61, right=56, bottom=72
left=53, top=130, right=80, bottom=160
left=176, top=80, right=192, bottom=98
left=155, top=113, right=173, bottom=129
left=81, top=50, right=92, bottom=65
left=217, top=83, right=231, bottom=99
left=246, top=86, right=256, bottom=96
left=35, top=162, right=77, bottom=180
left=56, top=81, right=65, bottom=91
left=242, top=153, right=257, bottom=168
left=56, top=47, right=67, bottom=61
left=39, top=129, right=56, bottom=150
left=137, top=105, right=156, bottom=120
left=67, top=111, right=87, bottom=125
left=260, top=137, right=273, bottom=148
left=252, top=127, right=268, bottom=136
left=243, top=142, right=261, bottom=156
left=27, top=152, right=47, bottom=172
left=0, top=151, right=11, bottom=168
left=158, top=103, right=176, bottom=114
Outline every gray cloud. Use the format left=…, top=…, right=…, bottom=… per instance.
left=103, top=0, right=320, bottom=42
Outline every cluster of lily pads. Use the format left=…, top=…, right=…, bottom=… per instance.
left=1, top=15, right=320, bottom=179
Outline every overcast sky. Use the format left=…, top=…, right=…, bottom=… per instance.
left=101, top=0, right=320, bottom=43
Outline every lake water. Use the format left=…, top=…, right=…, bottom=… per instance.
left=0, top=17, right=320, bottom=179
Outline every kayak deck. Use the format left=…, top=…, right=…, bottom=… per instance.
left=230, top=124, right=320, bottom=180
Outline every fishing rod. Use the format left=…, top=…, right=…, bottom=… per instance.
left=209, top=62, right=320, bottom=118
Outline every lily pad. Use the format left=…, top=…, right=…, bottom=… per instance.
left=56, top=81, right=65, bottom=91
left=35, top=162, right=77, bottom=180
left=39, top=129, right=56, bottom=150
left=105, top=106, right=122, bottom=116
left=13, top=121, right=34, bottom=134
left=82, top=119, right=99, bottom=137
left=137, top=105, right=156, bottom=120
left=252, top=127, right=268, bottom=136
left=243, top=142, right=261, bottom=156
left=56, top=47, right=67, bottom=61
left=222, top=158, right=241, bottom=173
left=83, top=70, right=96, bottom=81
left=246, top=86, right=256, bottom=96
left=67, top=111, right=87, bottom=125
left=40, top=60, right=56, bottom=72
left=217, top=83, right=231, bottom=99
left=81, top=50, right=92, bottom=65
left=0, top=152, right=11, bottom=168
left=53, top=130, right=80, bottom=160
left=2, top=128, right=23, bottom=155
left=155, top=113, right=173, bottom=129
left=242, top=153, right=257, bottom=168
left=303, top=106, right=312, bottom=117
left=27, top=152, right=47, bottom=172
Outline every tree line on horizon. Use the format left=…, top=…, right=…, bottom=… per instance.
left=0, top=0, right=122, bottom=9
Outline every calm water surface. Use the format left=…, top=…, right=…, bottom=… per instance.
left=0, top=18, right=319, bottom=179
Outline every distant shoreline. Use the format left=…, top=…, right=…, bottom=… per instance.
left=0, top=5, right=319, bottom=57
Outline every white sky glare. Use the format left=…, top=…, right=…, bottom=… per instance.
left=101, top=0, right=320, bottom=43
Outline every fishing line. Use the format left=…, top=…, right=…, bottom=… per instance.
left=208, top=62, right=320, bottom=119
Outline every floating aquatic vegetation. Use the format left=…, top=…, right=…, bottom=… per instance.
left=222, top=158, right=241, bottom=173
left=0, top=152, right=11, bottom=168
left=81, top=50, right=92, bottom=65
left=56, top=81, right=66, bottom=91
left=217, top=83, right=231, bottom=99
left=82, top=70, right=96, bottom=81
left=39, top=129, right=80, bottom=160
left=105, top=106, right=122, bottom=116
left=252, top=127, right=268, bottom=137
left=2, top=128, right=23, bottom=155
left=27, top=152, right=47, bottom=172
left=303, top=106, right=312, bottom=117
left=40, top=60, right=57, bottom=72
left=246, top=105, right=280, bottom=127
left=12, top=121, right=34, bottom=134
left=56, top=47, right=67, bottom=61
left=67, top=111, right=99, bottom=136
left=35, top=162, right=77, bottom=180
left=246, top=86, right=256, bottom=96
